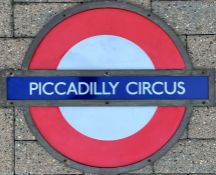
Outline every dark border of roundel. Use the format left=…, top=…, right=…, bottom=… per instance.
left=22, top=1, right=193, bottom=174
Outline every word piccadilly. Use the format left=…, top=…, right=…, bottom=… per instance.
left=6, top=74, right=210, bottom=100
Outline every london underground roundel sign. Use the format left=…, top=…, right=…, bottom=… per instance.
left=2, top=1, right=215, bottom=174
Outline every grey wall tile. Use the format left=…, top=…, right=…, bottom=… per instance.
left=188, top=35, right=216, bottom=68
left=15, top=108, right=35, bottom=140
left=0, top=39, right=31, bottom=69
left=0, top=0, right=12, bottom=37
left=14, top=3, right=77, bottom=37
left=189, top=107, right=216, bottom=139
left=117, top=0, right=151, bottom=9
left=15, top=141, right=82, bottom=174
left=154, top=140, right=216, bottom=173
left=0, top=108, right=14, bottom=175
left=152, top=1, right=216, bottom=35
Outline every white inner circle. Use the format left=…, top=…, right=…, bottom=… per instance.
left=58, top=35, right=154, bottom=70
left=58, top=35, right=157, bottom=141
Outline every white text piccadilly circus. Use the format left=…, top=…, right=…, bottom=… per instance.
left=29, top=81, right=186, bottom=96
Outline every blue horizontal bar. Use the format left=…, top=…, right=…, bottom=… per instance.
left=7, top=76, right=209, bottom=100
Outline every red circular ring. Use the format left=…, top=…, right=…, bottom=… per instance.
left=29, top=8, right=186, bottom=167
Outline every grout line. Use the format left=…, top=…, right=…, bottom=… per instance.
left=13, top=0, right=213, bottom=3
left=43, top=173, right=84, bottom=175
left=12, top=1, right=15, bottom=174
left=185, top=34, right=216, bottom=36
left=15, top=139, right=37, bottom=141
left=0, top=37, right=34, bottom=40
left=150, top=0, right=153, bottom=13
left=11, top=0, right=15, bottom=37
left=119, top=173, right=195, bottom=175
left=0, top=36, right=34, bottom=39
left=152, top=162, right=155, bottom=174
left=12, top=107, right=16, bottom=175
left=39, top=174, right=84, bottom=175
left=152, top=0, right=206, bottom=1
left=14, top=1, right=81, bottom=4
left=30, top=173, right=216, bottom=175
left=186, top=94, right=190, bottom=140
left=186, top=125, right=189, bottom=139
left=180, top=138, right=216, bottom=141
left=185, top=34, right=188, bottom=51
